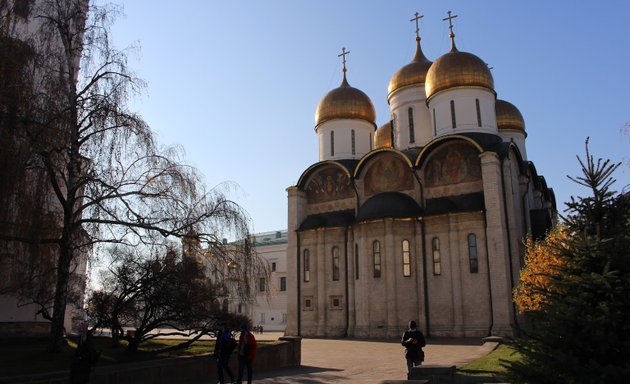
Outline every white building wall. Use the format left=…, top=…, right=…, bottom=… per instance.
left=499, top=130, right=527, bottom=160
left=388, top=86, right=433, bottom=148
left=317, top=119, right=374, bottom=161
left=429, top=88, right=497, bottom=137
left=251, top=231, right=288, bottom=332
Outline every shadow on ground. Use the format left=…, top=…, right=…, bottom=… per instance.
left=254, top=365, right=345, bottom=383
left=454, top=373, right=507, bottom=383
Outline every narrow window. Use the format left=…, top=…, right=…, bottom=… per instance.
left=259, top=277, right=266, bottom=292
left=432, top=237, right=441, bottom=275
left=238, top=303, right=242, bottom=313
left=330, top=131, right=335, bottom=156
left=355, top=243, right=359, bottom=280
left=351, top=129, right=356, bottom=155
left=303, top=296, right=313, bottom=310
left=468, top=234, right=478, bottom=273
left=476, top=99, right=482, bottom=127
left=432, top=108, right=437, bottom=135
left=450, top=100, right=456, bottom=128
left=271, top=262, right=277, bottom=272
left=373, top=240, right=381, bottom=278
left=303, top=249, right=310, bottom=282
left=280, top=276, right=286, bottom=291
left=332, top=246, right=340, bottom=281
left=402, top=240, right=411, bottom=276
left=408, top=107, right=415, bottom=143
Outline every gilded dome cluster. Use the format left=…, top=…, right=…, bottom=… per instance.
left=374, top=121, right=393, bottom=149
left=496, top=99, right=526, bottom=133
left=387, top=38, right=433, bottom=98
left=315, top=74, right=376, bottom=128
left=425, top=47, right=494, bottom=100
left=314, top=12, right=526, bottom=138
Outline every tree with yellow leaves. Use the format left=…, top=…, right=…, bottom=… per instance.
left=506, top=140, right=630, bottom=383
left=513, top=226, right=568, bottom=313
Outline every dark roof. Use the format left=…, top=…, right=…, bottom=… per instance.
left=425, top=192, right=485, bottom=216
left=530, top=208, right=553, bottom=240
left=299, top=209, right=355, bottom=231
left=356, top=192, right=422, bottom=221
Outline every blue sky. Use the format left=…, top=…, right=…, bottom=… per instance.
left=108, top=1, right=630, bottom=234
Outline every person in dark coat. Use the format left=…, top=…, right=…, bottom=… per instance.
left=69, top=333, right=100, bottom=384
left=401, top=320, right=426, bottom=376
left=236, top=323, right=257, bottom=384
left=213, top=323, right=236, bottom=384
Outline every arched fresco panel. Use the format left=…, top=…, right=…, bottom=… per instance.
left=364, top=154, right=414, bottom=196
left=305, top=166, right=353, bottom=204
left=424, top=142, right=481, bottom=187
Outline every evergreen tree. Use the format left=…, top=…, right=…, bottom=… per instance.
left=506, top=140, right=630, bottom=383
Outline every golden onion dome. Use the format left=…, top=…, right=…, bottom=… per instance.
left=387, top=37, right=433, bottom=99
left=315, top=74, right=376, bottom=128
left=374, top=121, right=393, bottom=149
left=425, top=45, right=494, bottom=100
left=496, top=99, right=526, bottom=133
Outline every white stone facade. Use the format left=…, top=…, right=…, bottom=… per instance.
left=248, top=231, right=289, bottom=332
left=285, top=25, right=556, bottom=339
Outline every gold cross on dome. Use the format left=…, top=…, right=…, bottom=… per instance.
left=443, top=10, right=458, bottom=37
left=338, top=47, right=350, bottom=73
left=443, top=10, right=458, bottom=48
left=410, top=12, right=424, bottom=39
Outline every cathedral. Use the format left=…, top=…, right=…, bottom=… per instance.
left=285, top=12, right=556, bottom=339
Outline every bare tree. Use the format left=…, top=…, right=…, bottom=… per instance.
left=88, top=244, right=256, bottom=353
left=0, top=0, right=261, bottom=352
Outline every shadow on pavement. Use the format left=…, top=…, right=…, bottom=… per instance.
left=255, top=365, right=345, bottom=383
left=426, top=338, right=484, bottom=346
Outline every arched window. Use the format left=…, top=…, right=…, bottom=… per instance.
left=373, top=240, right=381, bottom=278
left=402, top=240, right=411, bottom=276
left=330, top=131, right=335, bottom=156
left=468, top=234, right=478, bottom=273
left=450, top=100, right=457, bottom=128
left=351, top=129, right=356, bottom=155
left=475, top=99, right=482, bottom=127
left=332, top=246, right=340, bottom=281
left=408, top=107, right=415, bottom=143
left=432, top=237, right=441, bottom=275
left=355, top=243, right=359, bottom=280
left=303, top=249, right=310, bottom=282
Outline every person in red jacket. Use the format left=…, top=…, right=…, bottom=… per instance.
left=236, top=323, right=257, bottom=384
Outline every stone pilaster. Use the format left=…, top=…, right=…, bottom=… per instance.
left=479, top=152, right=514, bottom=336
left=285, top=186, right=306, bottom=336
left=448, top=215, right=464, bottom=335
left=384, top=219, right=397, bottom=337
left=316, top=229, right=327, bottom=336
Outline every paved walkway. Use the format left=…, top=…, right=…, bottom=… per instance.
left=209, top=332, right=498, bottom=383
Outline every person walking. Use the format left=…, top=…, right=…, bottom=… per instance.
left=213, top=323, right=236, bottom=384
left=401, top=320, right=426, bottom=377
left=236, top=323, right=257, bottom=384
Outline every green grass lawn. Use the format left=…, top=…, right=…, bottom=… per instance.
left=0, top=337, right=222, bottom=377
left=457, top=344, right=521, bottom=377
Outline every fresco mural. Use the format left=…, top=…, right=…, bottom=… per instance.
left=305, top=167, right=353, bottom=203
left=424, top=142, right=481, bottom=187
left=364, top=154, right=414, bottom=196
